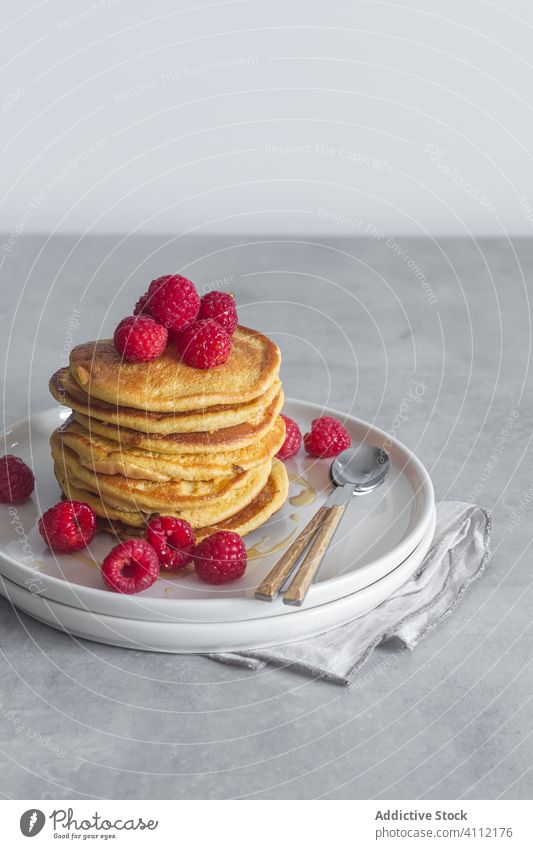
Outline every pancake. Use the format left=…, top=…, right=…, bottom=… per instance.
left=50, top=368, right=282, bottom=435
left=68, top=326, right=281, bottom=413
left=56, top=414, right=285, bottom=482
left=53, top=453, right=275, bottom=530
left=69, top=390, right=284, bottom=455
left=93, top=459, right=289, bottom=541
left=51, top=432, right=272, bottom=514
left=202, top=457, right=288, bottom=539
left=54, top=462, right=150, bottom=529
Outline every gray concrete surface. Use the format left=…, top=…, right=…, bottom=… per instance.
left=0, top=234, right=531, bottom=799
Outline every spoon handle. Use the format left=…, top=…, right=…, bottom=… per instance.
left=255, top=505, right=329, bottom=600
left=282, top=503, right=347, bottom=607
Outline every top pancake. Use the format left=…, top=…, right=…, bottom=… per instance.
left=68, top=326, right=281, bottom=413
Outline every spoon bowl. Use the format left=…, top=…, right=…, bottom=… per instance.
left=330, top=444, right=390, bottom=493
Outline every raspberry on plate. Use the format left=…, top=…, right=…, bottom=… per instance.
left=304, top=416, right=351, bottom=458
left=101, top=539, right=159, bottom=594
left=114, top=315, right=168, bottom=363
left=276, top=414, right=302, bottom=460
left=39, top=500, right=96, bottom=553
left=198, top=291, right=238, bottom=335
left=145, top=274, right=200, bottom=332
left=146, top=516, right=196, bottom=571
left=193, top=531, right=247, bottom=584
left=173, top=319, right=232, bottom=369
left=0, top=455, right=35, bottom=503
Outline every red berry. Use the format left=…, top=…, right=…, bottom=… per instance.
left=133, top=276, right=170, bottom=316
left=114, top=315, right=168, bottom=363
left=133, top=292, right=150, bottom=315
left=193, top=531, right=247, bottom=584
left=145, top=274, right=200, bottom=332
left=173, top=319, right=232, bottom=369
left=39, top=500, right=96, bottom=553
left=276, top=415, right=302, bottom=460
left=146, top=516, right=196, bottom=571
left=101, top=539, right=159, bottom=594
left=0, top=455, right=35, bottom=503
left=198, top=291, right=238, bottom=335
left=304, top=416, right=351, bottom=458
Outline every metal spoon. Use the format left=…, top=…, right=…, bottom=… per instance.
left=255, top=444, right=390, bottom=605
left=330, top=444, right=390, bottom=493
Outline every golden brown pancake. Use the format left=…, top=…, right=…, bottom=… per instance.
left=68, top=391, right=284, bottom=455
left=91, top=459, right=289, bottom=541
left=54, top=462, right=150, bottom=529
left=206, top=457, right=288, bottom=539
left=51, top=431, right=272, bottom=513
left=68, top=326, right=281, bottom=413
left=53, top=454, right=280, bottom=532
left=56, top=414, right=285, bottom=482
left=50, top=368, right=282, bottom=435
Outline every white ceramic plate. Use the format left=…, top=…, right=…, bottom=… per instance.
left=0, top=402, right=434, bottom=623
left=0, top=510, right=436, bottom=652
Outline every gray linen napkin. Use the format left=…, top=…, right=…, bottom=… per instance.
left=207, top=501, right=491, bottom=686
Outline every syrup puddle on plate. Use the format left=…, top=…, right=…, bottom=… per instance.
left=288, top=474, right=317, bottom=508
left=247, top=513, right=301, bottom=560
left=249, top=474, right=319, bottom=559
left=68, top=551, right=100, bottom=571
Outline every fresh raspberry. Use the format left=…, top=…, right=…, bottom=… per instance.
left=39, top=500, right=96, bottom=553
left=145, top=274, right=200, bottom=332
left=198, top=291, right=238, bottom=335
left=133, top=291, right=150, bottom=316
left=114, top=315, right=168, bottom=363
left=101, top=539, right=159, bottom=594
left=146, top=516, right=196, bottom=571
left=193, top=531, right=247, bottom=584
left=133, top=276, right=170, bottom=316
left=0, top=455, right=35, bottom=503
left=173, top=319, right=232, bottom=369
left=276, top=415, right=302, bottom=460
left=304, top=416, right=351, bottom=458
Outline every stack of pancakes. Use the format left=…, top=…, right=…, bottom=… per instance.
left=49, top=326, right=289, bottom=541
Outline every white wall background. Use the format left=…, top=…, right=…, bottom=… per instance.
left=2, top=0, right=533, bottom=237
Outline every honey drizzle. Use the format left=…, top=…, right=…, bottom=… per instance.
left=288, top=474, right=317, bottom=508
left=289, top=488, right=316, bottom=507
left=68, top=551, right=100, bottom=571
left=247, top=512, right=301, bottom=559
